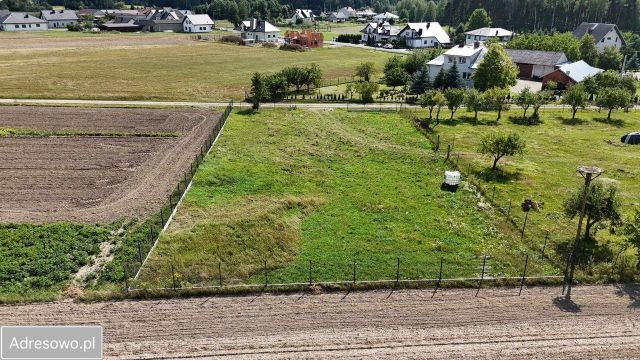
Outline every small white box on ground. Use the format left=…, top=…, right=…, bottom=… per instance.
left=444, top=171, right=461, bottom=186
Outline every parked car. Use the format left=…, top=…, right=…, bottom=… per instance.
left=382, top=44, right=393, bottom=49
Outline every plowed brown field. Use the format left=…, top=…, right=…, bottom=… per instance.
left=0, top=106, right=220, bottom=223
left=0, top=285, right=637, bottom=359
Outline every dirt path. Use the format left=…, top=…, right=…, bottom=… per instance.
left=0, top=285, right=637, bottom=359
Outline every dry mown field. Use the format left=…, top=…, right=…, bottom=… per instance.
left=0, top=106, right=220, bottom=223
left=0, top=285, right=637, bottom=359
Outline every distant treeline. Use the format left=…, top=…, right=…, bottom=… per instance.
left=3, top=0, right=640, bottom=32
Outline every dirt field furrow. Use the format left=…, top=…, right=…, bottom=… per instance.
left=0, top=285, right=637, bottom=359
left=0, top=106, right=220, bottom=223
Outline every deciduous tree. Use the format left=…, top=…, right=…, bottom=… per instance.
left=444, top=88, right=465, bottom=119
left=595, top=87, right=632, bottom=120
left=478, top=132, right=526, bottom=170
left=472, top=44, right=518, bottom=91
left=464, top=88, right=484, bottom=124
left=562, top=84, right=589, bottom=120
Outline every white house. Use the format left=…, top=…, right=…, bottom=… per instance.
left=572, top=22, right=625, bottom=52
left=337, top=6, right=356, bottom=18
left=372, top=12, right=399, bottom=22
left=427, top=43, right=487, bottom=87
left=235, top=18, right=280, bottom=43
left=290, top=9, right=315, bottom=24
left=360, top=21, right=399, bottom=43
left=182, top=14, right=213, bottom=33
left=397, top=22, right=450, bottom=48
left=40, top=9, right=78, bottom=29
left=0, top=12, right=48, bottom=31
left=356, top=9, right=376, bottom=19
left=464, top=27, right=514, bottom=45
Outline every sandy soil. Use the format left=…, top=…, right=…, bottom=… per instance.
left=0, top=285, right=637, bottom=359
left=0, top=106, right=220, bottom=223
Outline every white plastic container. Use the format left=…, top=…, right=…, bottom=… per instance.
left=444, top=171, right=461, bottom=186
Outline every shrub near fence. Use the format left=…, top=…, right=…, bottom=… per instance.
left=124, top=102, right=233, bottom=285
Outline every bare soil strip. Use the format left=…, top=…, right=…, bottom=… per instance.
left=0, top=285, right=637, bottom=359
left=0, top=107, right=220, bottom=223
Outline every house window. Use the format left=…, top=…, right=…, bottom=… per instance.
left=607, top=37, right=611, bottom=40
left=22, top=24, right=26, bottom=28
left=459, top=57, right=466, bottom=64
left=423, top=40, right=427, bottom=45
left=601, top=39, right=605, bottom=42
left=36, top=24, right=40, bottom=27
left=15, top=25, right=19, bottom=29
left=462, top=72, right=469, bottom=79
left=448, top=56, right=453, bottom=63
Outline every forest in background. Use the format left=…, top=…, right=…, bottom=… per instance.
left=2, top=0, right=640, bottom=32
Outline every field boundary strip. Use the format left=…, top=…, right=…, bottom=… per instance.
left=132, top=101, right=233, bottom=282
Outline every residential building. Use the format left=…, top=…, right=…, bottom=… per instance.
left=372, top=12, right=399, bottom=22
left=40, top=10, right=78, bottom=29
left=355, top=9, right=376, bottom=19
left=100, top=18, right=142, bottom=32
left=290, top=9, right=315, bottom=24
left=464, top=27, right=514, bottom=45
left=235, top=19, right=280, bottom=43
left=138, top=8, right=185, bottom=32
left=505, top=49, right=568, bottom=79
left=427, top=42, right=487, bottom=87
left=397, top=22, right=450, bottom=48
left=337, top=6, right=356, bottom=18
left=572, top=22, right=625, bottom=52
left=0, top=12, right=48, bottom=31
left=182, top=14, right=213, bottom=33
left=360, top=21, right=399, bottom=44
left=328, top=11, right=348, bottom=23
left=542, top=60, right=604, bottom=89
left=284, top=29, right=323, bottom=48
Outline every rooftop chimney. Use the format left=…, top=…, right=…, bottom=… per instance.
left=51, top=10, right=55, bottom=14
left=458, top=40, right=464, bottom=48
left=426, top=22, right=430, bottom=29
left=474, top=40, right=480, bottom=48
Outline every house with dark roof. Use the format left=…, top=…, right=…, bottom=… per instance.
left=505, top=49, right=568, bottom=79
left=100, top=18, right=142, bottom=32
left=360, top=21, right=400, bottom=44
left=397, top=22, right=451, bottom=48
left=543, top=60, right=604, bottom=89
left=137, top=8, right=185, bottom=32
left=290, top=9, right=315, bottom=24
left=235, top=18, right=280, bottom=43
left=572, top=22, right=625, bottom=53
left=0, top=12, right=48, bottom=31
left=40, top=10, right=78, bottom=28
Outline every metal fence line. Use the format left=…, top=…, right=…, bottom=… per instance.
left=131, top=102, right=233, bottom=282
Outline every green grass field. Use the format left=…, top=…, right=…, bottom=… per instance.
left=136, top=108, right=555, bottom=289
left=0, top=35, right=392, bottom=102
left=428, top=107, right=640, bottom=265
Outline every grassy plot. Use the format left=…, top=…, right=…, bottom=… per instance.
left=0, top=38, right=392, bottom=102
left=137, top=109, right=555, bottom=289
left=428, top=108, right=640, bottom=268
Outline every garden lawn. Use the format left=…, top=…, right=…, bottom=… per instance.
left=430, top=108, right=640, bottom=263
left=137, top=108, right=554, bottom=288
left=0, top=36, right=392, bottom=102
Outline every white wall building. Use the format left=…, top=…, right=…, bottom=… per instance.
left=235, top=19, right=280, bottom=43
left=427, top=43, right=487, bottom=87
left=360, top=21, right=399, bottom=43
left=182, top=14, right=213, bottom=33
left=464, top=27, right=514, bottom=45
left=40, top=10, right=78, bottom=29
left=0, top=12, right=48, bottom=31
left=572, top=22, right=625, bottom=53
left=372, top=12, right=399, bottom=22
left=397, top=22, right=450, bottom=48
left=291, top=9, right=315, bottom=24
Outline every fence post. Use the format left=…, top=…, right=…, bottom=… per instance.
left=171, top=264, right=177, bottom=290
left=218, top=261, right=222, bottom=287
left=137, top=240, right=143, bottom=265
left=396, top=257, right=400, bottom=285
left=475, top=255, right=487, bottom=297
left=541, top=233, right=548, bottom=260
left=521, top=211, right=530, bottom=240
left=446, top=144, right=451, bottom=161
left=264, top=260, right=268, bottom=287
left=308, top=260, right=312, bottom=285
left=519, top=254, right=529, bottom=296
left=352, top=259, right=356, bottom=284
left=123, top=265, right=129, bottom=293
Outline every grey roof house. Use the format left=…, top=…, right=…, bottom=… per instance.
left=505, top=49, right=568, bottom=79
left=572, top=22, right=625, bottom=52
left=137, top=8, right=185, bottom=32
left=40, top=10, right=78, bottom=28
left=0, top=12, right=48, bottom=31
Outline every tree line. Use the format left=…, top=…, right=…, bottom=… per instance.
left=249, top=64, right=323, bottom=109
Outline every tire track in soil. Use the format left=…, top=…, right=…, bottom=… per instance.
left=0, top=285, right=637, bottom=359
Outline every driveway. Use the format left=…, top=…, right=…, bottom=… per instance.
left=511, top=79, right=543, bottom=93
